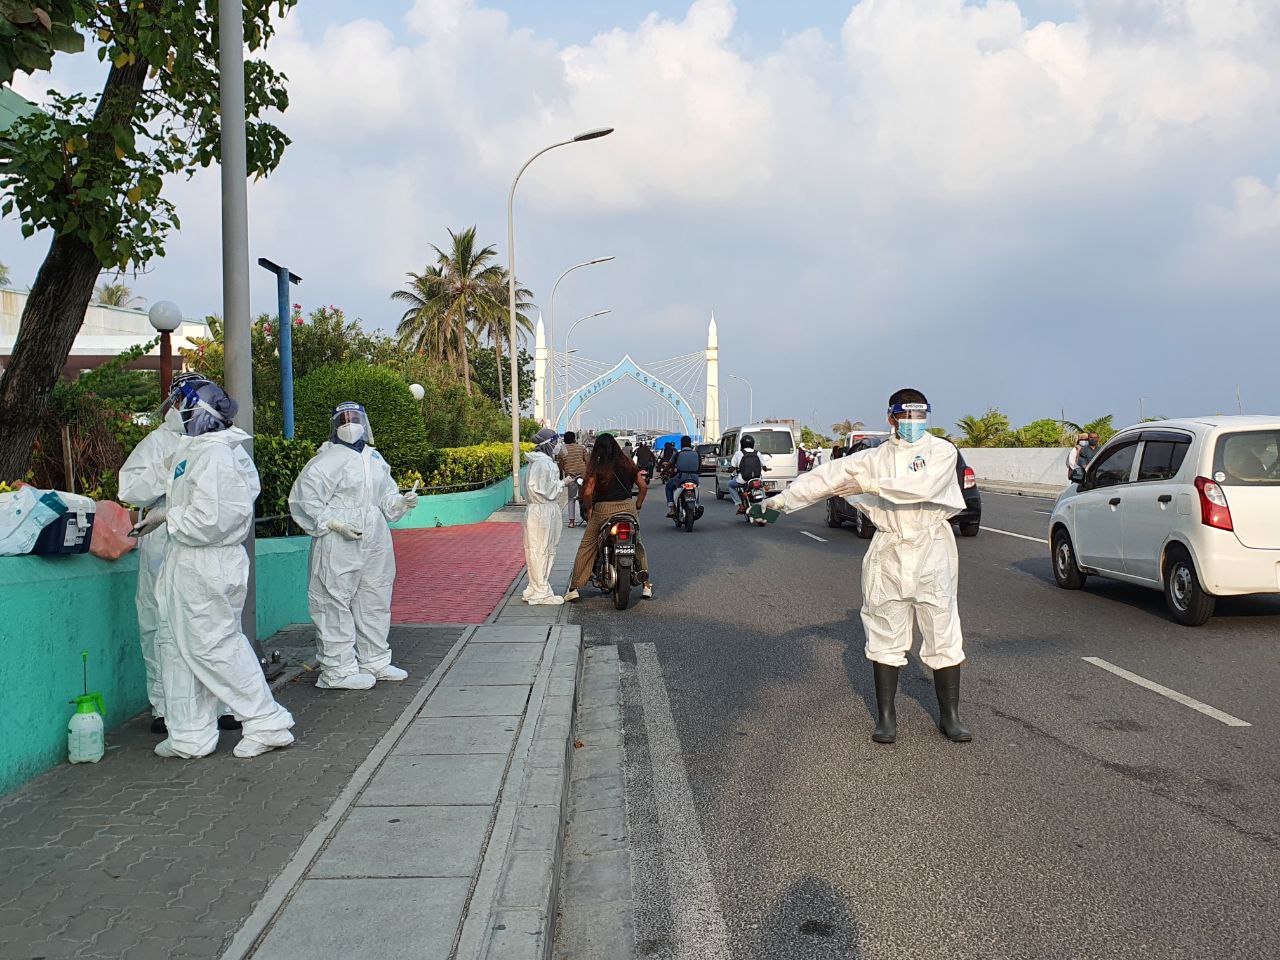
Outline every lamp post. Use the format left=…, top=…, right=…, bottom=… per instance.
left=549, top=256, right=614, bottom=423
left=560, top=309, right=611, bottom=425
left=409, top=381, right=425, bottom=421
left=257, top=259, right=302, bottom=439
left=148, top=300, right=183, bottom=398
left=726, top=373, right=753, bottom=424
left=507, top=127, right=614, bottom=503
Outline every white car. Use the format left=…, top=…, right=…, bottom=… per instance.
left=1049, top=417, right=1280, bottom=625
left=714, top=423, right=800, bottom=498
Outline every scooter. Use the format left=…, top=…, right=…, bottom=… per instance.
left=741, top=477, right=769, bottom=526
left=591, top=512, right=640, bottom=610
left=673, top=480, right=703, bottom=532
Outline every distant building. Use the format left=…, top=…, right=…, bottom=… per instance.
left=1, top=288, right=211, bottom=378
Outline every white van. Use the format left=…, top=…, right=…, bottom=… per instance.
left=714, top=423, right=799, bottom=499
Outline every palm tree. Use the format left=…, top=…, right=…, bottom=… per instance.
left=94, top=280, right=144, bottom=307
left=392, top=265, right=459, bottom=368
left=1082, top=415, right=1116, bottom=442
left=471, top=266, right=535, bottom=406
left=831, top=419, right=856, bottom=436
left=0, top=262, right=10, bottom=287
left=954, top=408, right=1010, bottom=447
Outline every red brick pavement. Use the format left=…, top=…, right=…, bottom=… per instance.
left=391, top=522, right=526, bottom=624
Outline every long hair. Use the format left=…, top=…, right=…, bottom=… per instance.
left=585, top=433, right=638, bottom=502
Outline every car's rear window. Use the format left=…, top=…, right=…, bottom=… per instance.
left=1213, top=430, right=1280, bottom=486
left=750, top=431, right=795, bottom=454
left=697, top=444, right=718, bottom=455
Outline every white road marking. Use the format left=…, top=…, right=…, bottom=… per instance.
left=981, top=526, right=1048, bottom=544
left=1082, top=657, right=1252, bottom=728
left=983, top=490, right=1058, bottom=501
left=800, top=531, right=827, bottom=543
left=635, top=643, right=731, bottom=960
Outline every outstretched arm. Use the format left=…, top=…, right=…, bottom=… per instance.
left=765, top=451, right=876, bottom=515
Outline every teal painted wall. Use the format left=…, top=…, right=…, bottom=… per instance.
left=0, top=537, right=311, bottom=798
left=390, top=467, right=523, bottom=530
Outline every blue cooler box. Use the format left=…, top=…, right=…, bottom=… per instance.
left=31, top=491, right=96, bottom=556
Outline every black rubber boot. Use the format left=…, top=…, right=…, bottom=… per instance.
left=871, top=663, right=899, bottom=744
left=933, top=666, right=973, bottom=742
left=150, top=716, right=167, bottom=736
left=217, top=715, right=243, bottom=731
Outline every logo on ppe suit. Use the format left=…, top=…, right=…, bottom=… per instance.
left=910, top=455, right=926, bottom=473
left=173, top=460, right=188, bottom=480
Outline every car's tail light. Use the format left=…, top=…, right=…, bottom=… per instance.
left=963, top=467, right=976, bottom=490
left=611, top=521, right=633, bottom=541
left=1194, top=477, right=1233, bottom=531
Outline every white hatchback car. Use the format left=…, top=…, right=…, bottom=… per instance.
left=1049, top=417, right=1280, bottom=625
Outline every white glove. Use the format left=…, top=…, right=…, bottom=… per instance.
left=576, top=477, right=584, bottom=486
left=132, top=508, right=167, bottom=537
left=763, top=496, right=785, bottom=513
left=324, top=519, right=362, bottom=541
left=401, top=491, right=419, bottom=510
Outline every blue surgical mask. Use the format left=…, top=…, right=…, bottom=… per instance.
left=897, top=420, right=928, bottom=443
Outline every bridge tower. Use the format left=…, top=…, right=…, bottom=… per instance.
left=704, top=312, right=720, bottom=440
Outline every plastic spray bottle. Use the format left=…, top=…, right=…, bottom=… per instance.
left=68, top=651, right=105, bottom=764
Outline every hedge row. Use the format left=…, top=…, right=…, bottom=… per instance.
left=401, top=442, right=533, bottom=491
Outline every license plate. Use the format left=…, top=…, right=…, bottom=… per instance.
left=615, top=543, right=635, bottom=553
left=765, top=482, right=780, bottom=492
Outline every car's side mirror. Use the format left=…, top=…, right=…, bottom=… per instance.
left=1070, top=467, right=1086, bottom=485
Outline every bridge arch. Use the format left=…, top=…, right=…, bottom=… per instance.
left=555, top=354, right=697, bottom=436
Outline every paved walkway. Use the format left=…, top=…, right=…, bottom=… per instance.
left=392, top=523, right=526, bottom=624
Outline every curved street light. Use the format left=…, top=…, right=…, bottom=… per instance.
left=549, top=256, right=614, bottom=422
left=726, top=372, right=753, bottom=425
left=558, top=309, right=611, bottom=425
left=506, top=128, right=615, bottom=502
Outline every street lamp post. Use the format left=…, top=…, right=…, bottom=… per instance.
left=257, top=259, right=302, bottom=439
left=559, top=309, right=611, bottom=425
left=549, top=256, right=614, bottom=424
left=148, top=301, right=183, bottom=398
left=726, top=373, right=753, bottom=424
left=507, top=128, right=614, bottom=503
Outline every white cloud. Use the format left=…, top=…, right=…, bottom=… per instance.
left=1216, top=174, right=1280, bottom=236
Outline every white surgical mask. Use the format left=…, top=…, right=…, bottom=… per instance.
left=337, top=423, right=365, bottom=444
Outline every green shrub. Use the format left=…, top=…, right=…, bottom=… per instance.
left=253, top=435, right=317, bottom=536
left=422, top=442, right=532, bottom=490
left=294, top=362, right=430, bottom=476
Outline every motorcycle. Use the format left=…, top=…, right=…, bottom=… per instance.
left=591, top=512, right=641, bottom=610
left=673, top=480, right=703, bottom=532
left=741, top=477, right=769, bottom=526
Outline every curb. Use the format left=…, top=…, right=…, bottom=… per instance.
left=978, top=479, right=1064, bottom=499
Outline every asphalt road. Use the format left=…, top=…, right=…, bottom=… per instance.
left=563, top=481, right=1280, bottom=960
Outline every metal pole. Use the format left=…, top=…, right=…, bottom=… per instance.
left=727, top=373, right=753, bottom=424
left=258, top=259, right=302, bottom=439
left=548, top=256, right=613, bottom=429
left=219, top=0, right=261, bottom=659
left=159, top=330, right=173, bottom=398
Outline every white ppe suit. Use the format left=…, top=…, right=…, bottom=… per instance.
left=521, top=451, right=565, bottom=604
left=288, top=443, right=411, bottom=685
left=117, top=417, right=184, bottom=719
left=770, top=433, right=967, bottom=670
left=154, top=427, right=295, bottom=757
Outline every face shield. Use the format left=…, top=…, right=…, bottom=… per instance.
left=532, top=427, right=562, bottom=458
left=159, top=372, right=211, bottom=427
left=889, top=401, right=930, bottom=443
left=177, top=380, right=238, bottom=436
left=331, top=402, right=373, bottom=446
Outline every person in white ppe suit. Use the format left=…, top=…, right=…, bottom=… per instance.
left=522, top=428, right=567, bottom=605
left=288, top=403, right=418, bottom=690
left=761, top=388, right=972, bottom=744
left=119, top=373, right=242, bottom=736
left=135, top=379, right=296, bottom=759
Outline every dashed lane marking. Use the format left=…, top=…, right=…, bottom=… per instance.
left=1082, top=657, right=1252, bottom=728
left=800, top=531, right=828, bottom=543
left=981, top=526, right=1048, bottom=544
left=635, top=643, right=731, bottom=960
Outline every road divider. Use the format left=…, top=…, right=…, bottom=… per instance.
left=800, top=531, right=828, bottom=543
left=981, top=527, right=1048, bottom=544
left=1082, top=657, right=1252, bottom=728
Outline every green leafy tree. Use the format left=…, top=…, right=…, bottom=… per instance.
left=800, top=425, right=831, bottom=448
left=1082, top=415, right=1116, bottom=443
left=927, top=426, right=951, bottom=440
left=1005, top=418, right=1069, bottom=448
left=954, top=408, right=1011, bottom=447
left=0, top=0, right=297, bottom=480
left=470, top=343, right=533, bottom=409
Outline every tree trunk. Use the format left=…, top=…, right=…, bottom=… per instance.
left=456, top=300, right=471, bottom=397
left=0, top=234, right=103, bottom=480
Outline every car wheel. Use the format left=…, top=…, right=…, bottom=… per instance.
left=854, top=511, right=874, bottom=540
left=715, top=480, right=725, bottom=500
left=1163, top=547, right=1215, bottom=627
left=1052, top=529, right=1087, bottom=590
left=959, top=521, right=980, bottom=538
left=826, top=500, right=843, bottom=529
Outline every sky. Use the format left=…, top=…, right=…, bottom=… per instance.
left=3, top=0, right=1280, bottom=435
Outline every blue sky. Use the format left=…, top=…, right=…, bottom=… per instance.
left=4, top=1, right=1280, bottom=434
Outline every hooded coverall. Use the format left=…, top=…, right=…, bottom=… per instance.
left=522, top=450, right=566, bottom=604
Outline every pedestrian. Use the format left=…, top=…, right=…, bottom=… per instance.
left=761, top=387, right=972, bottom=745
left=137, top=379, right=296, bottom=759
left=288, top=403, right=419, bottom=690
left=119, top=372, right=240, bottom=737
left=564, top=433, right=653, bottom=602
left=664, top=435, right=701, bottom=518
left=1066, top=432, right=1096, bottom=479
left=522, top=428, right=566, bottom=605
left=557, top=430, right=589, bottom=527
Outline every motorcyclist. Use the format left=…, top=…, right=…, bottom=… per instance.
left=730, top=434, right=766, bottom=515
left=657, top=441, right=677, bottom=482
left=664, top=435, right=701, bottom=518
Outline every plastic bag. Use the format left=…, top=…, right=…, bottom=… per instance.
left=89, top=500, right=137, bottom=561
left=0, top=488, right=65, bottom=556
